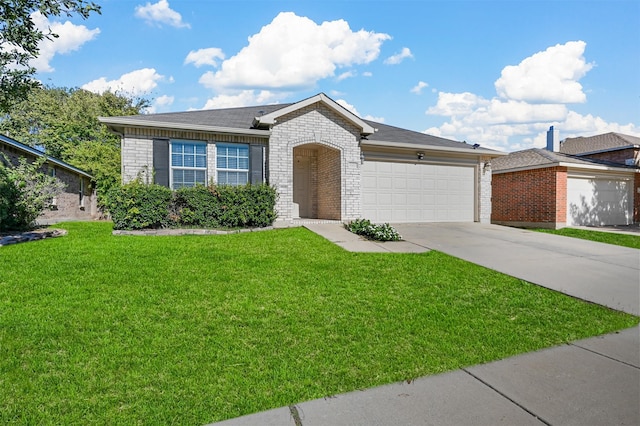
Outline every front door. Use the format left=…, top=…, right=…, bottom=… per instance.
left=293, top=155, right=311, bottom=218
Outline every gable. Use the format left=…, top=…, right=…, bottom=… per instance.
left=254, top=93, right=375, bottom=136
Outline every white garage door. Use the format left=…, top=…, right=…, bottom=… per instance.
left=566, top=176, right=633, bottom=226
left=362, top=161, right=475, bottom=223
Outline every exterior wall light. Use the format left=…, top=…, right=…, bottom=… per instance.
left=417, top=152, right=424, bottom=160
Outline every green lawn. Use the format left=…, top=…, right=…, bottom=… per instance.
left=536, top=227, right=640, bottom=249
left=1, top=222, right=637, bottom=424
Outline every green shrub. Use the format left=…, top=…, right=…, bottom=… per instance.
left=345, top=218, right=402, bottom=242
left=0, top=155, right=65, bottom=231
left=106, top=180, right=173, bottom=230
left=216, top=184, right=277, bottom=228
left=105, top=183, right=277, bottom=230
left=172, top=186, right=221, bottom=228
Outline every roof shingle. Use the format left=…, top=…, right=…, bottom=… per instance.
left=560, top=132, right=640, bottom=155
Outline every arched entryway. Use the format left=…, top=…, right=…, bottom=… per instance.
left=292, top=143, right=341, bottom=220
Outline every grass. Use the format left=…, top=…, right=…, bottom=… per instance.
left=1, top=222, right=637, bottom=425
left=536, top=227, right=640, bottom=249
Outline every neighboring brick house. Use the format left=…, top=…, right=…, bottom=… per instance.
left=492, top=129, right=639, bottom=229
left=100, top=93, right=504, bottom=224
left=0, top=134, right=97, bottom=224
left=560, top=132, right=640, bottom=167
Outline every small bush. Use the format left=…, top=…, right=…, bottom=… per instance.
left=345, top=218, right=402, bottom=242
left=106, top=180, right=173, bottom=230
left=0, top=155, right=65, bottom=231
left=172, top=186, right=221, bottom=228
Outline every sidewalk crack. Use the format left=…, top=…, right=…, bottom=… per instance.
left=462, top=368, right=552, bottom=426
left=289, top=404, right=303, bottom=426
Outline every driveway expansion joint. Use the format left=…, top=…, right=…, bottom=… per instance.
left=462, top=368, right=552, bottom=426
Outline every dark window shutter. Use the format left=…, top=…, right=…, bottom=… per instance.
left=250, top=144, right=264, bottom=185
left=153, top=138, right=170, bottom=187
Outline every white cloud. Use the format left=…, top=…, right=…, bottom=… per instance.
left=362, top=71, right=373, bottom=77
left=384, top=47, right=413, bottom=65
left=202, top=90, right=282, bottom=110
left=145, top=94, right=174, bottom=114
left=199, top=12, right=390, bottom=92
left=135, top=0, right=190, bottom=29
left=28, top=11, right=100, bottom=72
left=155, top=94, right=174, bottom=106
left=423, top=41, right=639, bottom=151
left=336, top=70, right=356, bottom=81
left=336, top=99, right=384, bottom=123
left=82, top=68, right=165, bottom=96
left=184, top=48, right=225, bottom=67
left=495, top=40, right=593, bottom=104
left=410, top=81, right=428, bottom=94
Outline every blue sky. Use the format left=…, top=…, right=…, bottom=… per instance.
left=31, top=0, right=639, bottom=151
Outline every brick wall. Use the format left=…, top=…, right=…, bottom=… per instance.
left=317, top=145, right=341, bottom=220
left=269, top=102, right=362, bottom=222
left=580, top=148, right=639, bottom=166
left=492, top=166, right=567, bottom=228
left=635, top=173, right=640, bottom=222
left=478, top=156, right=492, bottom=223
left=121, top=128, right=268, bottom=185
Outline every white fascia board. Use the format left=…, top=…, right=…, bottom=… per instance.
left=360, top=139, right=507, bottom=157
left=98, top=117, right=271, bottom=138
left=255, top=93, right=376, bottom=135
left=493, top=161, right=638, bottom=175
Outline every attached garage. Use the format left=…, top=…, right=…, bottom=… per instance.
left=567, top=173, right=633, bottom=226
left=362, top=161, right=476, bottom=223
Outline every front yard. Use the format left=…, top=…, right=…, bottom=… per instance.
left=1, top=222, right=637, bottom=424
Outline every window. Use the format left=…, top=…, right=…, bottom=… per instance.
left=79, top=178, right=85, bottom=209
left=171, top=141, right=207, bottom=188
left=217, top=143, right=249, bottom=186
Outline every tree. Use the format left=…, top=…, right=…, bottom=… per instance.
left=0, top=0, right=101, bottom=113
left=0, top=86, right=149, bottom=205
left=0, top=154, right=65, bottom=231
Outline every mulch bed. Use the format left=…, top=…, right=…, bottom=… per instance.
left=0, top=228, right=68, bottom=247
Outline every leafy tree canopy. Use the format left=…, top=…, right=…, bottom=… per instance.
left=0, top=0, right=101, bottom=113
left=0, top=86, right=149, bottom=204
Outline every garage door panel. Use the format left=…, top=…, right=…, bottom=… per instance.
left=567, top=177, right=632, bottom=226
left=362, top=161, right=475, bottom=223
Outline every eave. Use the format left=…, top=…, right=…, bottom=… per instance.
left=98, top=117, right=271, bottom=138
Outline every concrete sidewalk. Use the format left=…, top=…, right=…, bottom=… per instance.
left=210, top=223, right=640, bottom=426
left=211, top=327, right=639, bottom=426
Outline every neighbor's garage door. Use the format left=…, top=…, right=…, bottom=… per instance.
left=566, top=175, right=633, bottom=226
left=362, top=161, right=475, bottom=223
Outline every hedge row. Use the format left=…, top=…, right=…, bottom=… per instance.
left=106, top=181, right=277, bottom=230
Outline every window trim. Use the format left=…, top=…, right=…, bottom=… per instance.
left=169, top=140, right=208, bottom=189
left=216, top=142, right=250, bottom=186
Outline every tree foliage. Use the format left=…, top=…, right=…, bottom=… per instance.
left=0, top=154, right=65, bottom=231
left=0, top=0, right=101, bottom=113
left=0, top=86, right=149, bottom=205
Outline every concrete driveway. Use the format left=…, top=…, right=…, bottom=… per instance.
left=393, top=222, right=640, bottom=316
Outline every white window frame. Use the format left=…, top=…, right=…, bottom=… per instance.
left=170, top=140, right=208, bottom=189
left=79, top=177, right=85, bottom=209
left=216, top=143, right=249, bottom=186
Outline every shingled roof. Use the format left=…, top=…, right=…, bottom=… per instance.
left=560, top=132, right=640, bottom=155
left=492, top=148, right=634, bottom=172
left=100, top=98, right=500, bottom=154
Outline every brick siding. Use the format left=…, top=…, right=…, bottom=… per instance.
left=580, top=148, right=639, bottom=167
left=269, top=102, right=362, bottom=222
left=492, top=166, right=567, bottom=228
